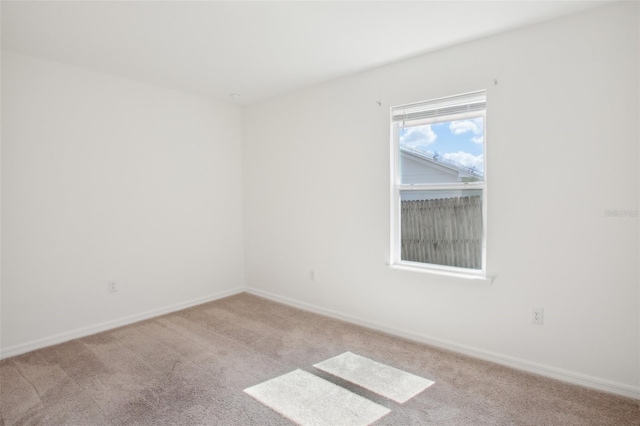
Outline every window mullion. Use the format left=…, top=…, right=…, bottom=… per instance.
left=397, top=183, right=485, bottom=192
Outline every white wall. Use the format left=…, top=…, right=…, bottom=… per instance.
left=1, top=52, right=244, bottom=355
left=243, top=2, right=639, bottom=395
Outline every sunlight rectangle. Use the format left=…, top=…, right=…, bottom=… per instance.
left=244, top=369, right=390, bottom=426
left=314, top=352, right=434, bottom=403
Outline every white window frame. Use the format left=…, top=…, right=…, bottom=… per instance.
left=389, top=91, right=488, bottom=279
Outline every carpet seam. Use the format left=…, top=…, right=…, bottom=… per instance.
left=106, top=326, right=225, bottom=423
left=110, top=327, right=188, bottom=377
left=53, top=352, right=117, bottom=426
left=11, top=361, right=46, bottom=411
left=168, top=311, right=288, bottom=370
left=207, top=303, right=335, bottom=364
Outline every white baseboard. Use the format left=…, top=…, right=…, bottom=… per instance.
left=0, top=287, right=244, bottom=360
left=4, top=285, right=638, bottom=400
left=245, top=287, right=640, bottom=400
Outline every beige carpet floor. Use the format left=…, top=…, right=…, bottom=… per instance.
left=1, top=293, right=638, bottom=425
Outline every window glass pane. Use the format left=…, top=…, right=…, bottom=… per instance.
left=400, top=189, right=483, bottom=269
left=399, top=117, right=484, bottom=184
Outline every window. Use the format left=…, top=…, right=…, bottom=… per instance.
left=390, top=91, right=487, bottom=277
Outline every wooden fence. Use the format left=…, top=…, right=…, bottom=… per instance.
left=401, top=195, right=482, bottom=269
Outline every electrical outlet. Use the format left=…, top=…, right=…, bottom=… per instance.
left=309, top=269, right=316, bottom=281
left=532, top=307, right=543, bottom=325
left=108, top=281, right=117, bottom=293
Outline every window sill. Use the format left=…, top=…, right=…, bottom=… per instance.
left=388, top=263, right=494, bottom=284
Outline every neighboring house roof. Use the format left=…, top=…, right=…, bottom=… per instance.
left=400, top=146, right=483, bottom=180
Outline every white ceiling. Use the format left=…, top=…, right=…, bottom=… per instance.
left=1, top=1, right=611, bottom=105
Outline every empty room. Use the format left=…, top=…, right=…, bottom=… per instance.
left=1, top=1, right=639, bottom=425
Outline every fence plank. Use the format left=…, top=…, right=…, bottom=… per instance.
left=401, top=195, right=482, bottom=269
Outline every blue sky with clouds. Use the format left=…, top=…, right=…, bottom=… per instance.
left=399, top=117, right=484, bottom=173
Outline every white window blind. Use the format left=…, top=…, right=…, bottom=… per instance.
left=392, top=90, right=486, bottom=127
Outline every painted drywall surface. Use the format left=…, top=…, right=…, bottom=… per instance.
left=1, top=52, right=244, bottom=350
left=0, top=47, right=3, bottom=354
left=243, top=2, right=639, bottom=387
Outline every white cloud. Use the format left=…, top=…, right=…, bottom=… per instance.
left=443, top=151, right=484, bottom=172
left=471, top=135, right=484, bottom=144
left=399, top=125, right=437, bottom=150
left=449, top=118, right=483, bottom=136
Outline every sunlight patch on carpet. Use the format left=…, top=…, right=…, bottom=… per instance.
left=244, top=369, right=390, bottom=426
left=314, top=351, right=434, bottom=403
